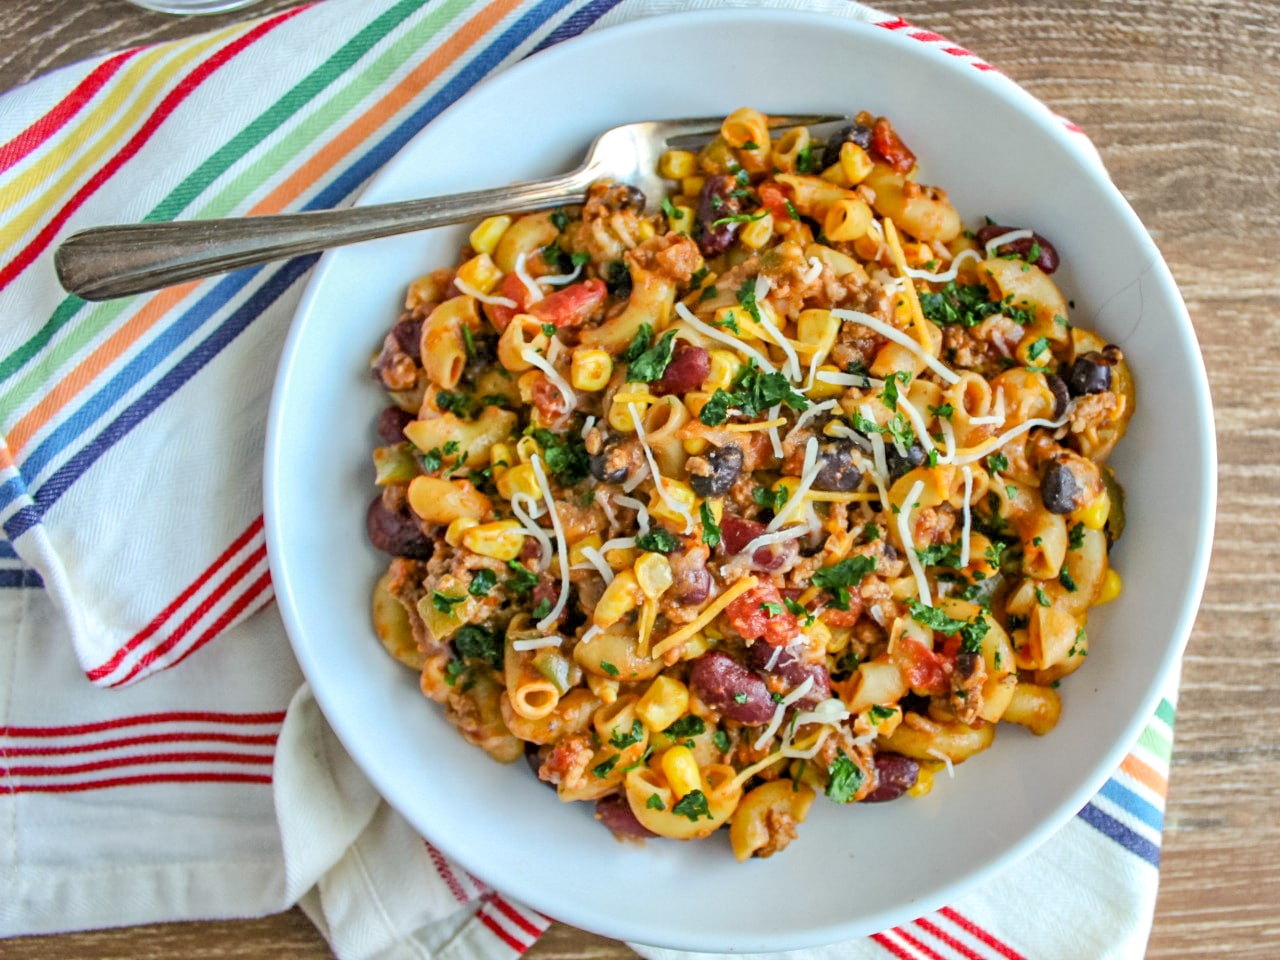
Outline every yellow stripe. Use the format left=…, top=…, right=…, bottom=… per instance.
left=724, top=417, right=786, bottom=432
left=804, top=491, right=881, bottom=502
left=651, top=576, right=758, bottom=659
left=0, top=29, right=228, bottom=242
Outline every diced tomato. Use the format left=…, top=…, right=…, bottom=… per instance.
left=528, top=278, right=607, bottom=329
left=871, top=117, right=916, bottom=173
left=819, top=606, right=860, bottom=629
left=530, top=374, right=568, bottom=423
left=757, top=181, right=796, bottom=223
left=485, top=272, right=529, bottom=331
left=726, top=582, right=801, bottom=647
left=895, top=636, right=949, bottom=696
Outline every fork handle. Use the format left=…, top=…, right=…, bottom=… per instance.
left=54, top=170, right=592, bottom=301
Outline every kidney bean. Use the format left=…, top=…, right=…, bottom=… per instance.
left=885, top=440, right=926, bottom=481
left=720, top=513, right=765, bottom=555
left=366, top=496, right=433, bottom=560
left=668, top=548, right=712, bottom=606
left=1045, top=373, right=1071, bottom=419
left=694, top=175, right=742, bottom=257
left=376, top=406, right=414, bottom=445
left=1040, top=460, right=1081, bottom=515
left=870, top=117, right=916, bottom=172
left=595, top=795, right=655, bottom=838
left=975, top=224, right=1060, bottom=273
left=391, top=319, right=422, bottom=360
left=812, top=440, right=862, bottom=492
left=689, top=651, right=775, bottom=725
left=688, top=444, right=743, bottom=498
left=1066, top=351, right=1114, bottom=397
left=653, top=342, right=711, bottom=396
left=745, top=642, right=831, bottom=704
left=820, top=122, right=873, bottom=171
left=863, top=753, right=919, bottom=802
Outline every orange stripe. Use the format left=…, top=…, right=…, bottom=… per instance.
left=248, top=0, right=523, bottom=216
left=1120, top=752, right=1168, bottom=797
left=6, top=0, right=523, bottom=458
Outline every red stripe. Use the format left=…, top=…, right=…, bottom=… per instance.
left=5, top=750, right=273, bottom=777
left=3, top=730, right=278, bottom=757
left=892, top=927, right=946, bottom=960
left=2, top=710, right=285, bottom=737
left=877, top=17, right=912, bottom=30
left=0, top=49, right=143, bottom=175
left=0, top=6, right=306, bottom=295
left=88, top=516, right=264, bottom=681
left=109, top=556, right=271, bottom=688
left=425, top=842, right=470, bottom=904
left=1, top=771, right=271, bottom=794
left=477, top=907, right=528, bottom=953
left=489, top=894, right=543, bottom=938
left=939, top=908, right=1026, bottom=960
left=907, top=29, right=948, bottom=43
left=915, top=917, right=986, bottom=960
left=871, top=931, right=919, bottom=960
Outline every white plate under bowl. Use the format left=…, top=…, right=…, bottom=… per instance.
left=265, top=9, right=1214, bottom=952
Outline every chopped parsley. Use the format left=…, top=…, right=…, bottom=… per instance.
left=700, top=502, right=722, bottom=549
left=907, top=599, right=990, bottom=654
left=505, top=560, right=538, bottom=596
left=1026, top=336, right=1051, bottom=361
left=868, top=705, right=896, bottom=724
left=794, top=144, right=821, bottom=174
left=550, top=208, right=570, bottom=231
left=531, top=428, right=591, bottom=485
left=620, top=323, right=653, bottom=364
left=436, top=390, right=470, bottom=417
left=863, top=523, right=880, bottom=541
left=712, top=730, right=731, bottom=753
left=660, top=196, right=680, bottom=220
left=663, top=715, right=707, bottom=739
left=625, top=329, right=678, bottom=383
left=672, top=788, right=712, bottom=821
left=1035, top=586, right=1052, bottom=608
left=760, top=601, right=785, bottom=617
left=784, top=597, right=816, bottom=627
left=711, top=210, right=768, bottom=227
left=609, top=719, right=645, bottom=750
left=710, top=311, right=741, bottom=334
left=733, top=692, right=748, bottom=705
left=531, top=598, right=553, bottom=620
left=431, top=591, right=466, bottom=616
left=914, top=541, right=964, bottom=568
left=592, top=755, right=619, bottom=778
left=419, top=448, right=444, bottom=473
left=812, top=555, right=877, bottom=610
left=929, top=402, right=954, bottom=420
left=919, top=281, right=1034, bottom=328
left=646, top=793, right=666, bottom=811
left=468, top=569, right=497, bottom=597
left=443, top=660, right=467, bottom=686
left=986, top=452, right=1009, bottom=473
left=1069, top=522, right=1086, bottom=550
left=1059, top=569, right=1078, bottom=593
left=452, top=624, right=502, bottom=668
left=636, top=528, right=680, bottom=554
left=880, top=369, right=912, bottom=409
left=600, top=660, right=620, bottom=677
left=825, top=750, right=864, bottom=804
left=541, top=322, right=557, bottom=338
left=735, top=278, right=764, bottom=328
left=699, top=360, right=809, bottom=427
left=752, top=484, right=790, bottom=514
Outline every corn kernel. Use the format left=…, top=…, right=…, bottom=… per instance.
left=1074, top=490, right=1111, bottom=530
left=571, top=348, right=614, bottom=391
left=468, top=215, right=512, bottom=256
left=637, top=219, right=657, bottom=242
left=704, top=350, right=741, bottom=391
left=648, top=479, right=697, bottom=528
left=682, top=437, right=710, bottom=456
left=602, top=546, right=637, bottom=570
left=659, top=149, right=697, bottom=180
left=660, top=745, right=703, bottom=800
left=462, top=520, right=526, bottom=561
left=607, top=393, right=649, bottom=433
left=907, top=762, right=939, bottom=797
left=666, top=203, right=695, bottom=236
left=634, top=552, right=674, bottom=601
left=445, top=516, right=479, bottom=546
left=594, top=569, right=642, bottom=628
left=1097, top=567, right=1123, bottom=605
left=455, top=252, right=502, bottom=294
left=681, top=175, right=705, bottom=199
left=806, top=365, right=845, bottom=400
left=637, top=676, right=690, bottom=732
left=496, top=462, right=540, bottom=501
left=838, top=141, right=874, bottom=185
left=678, top=632, right=711, bottom=661
left=739, top=211, right=774, bottom=250
left=489, top=442, right=514, bottom=474
left=568, top=534, right=604, bottom=568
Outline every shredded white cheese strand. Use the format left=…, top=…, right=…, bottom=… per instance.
left=674, top=302, right=777, bottom=374
left=753, top=675, right=817, bottom=750
left=936, top=418, right=958, bottom=465
left=513, top=251, right=544, bottom=304
left=927, top=746, right=956, bottom=779
left=898, top=478, right=932, bottom=606
left=614, top=495, right=651, bottom=534
left=816, top=370, right=883, bottom=388
left=831, top=308, right=960, bottom=385
left=621, top=461, right=650, bottom=494
left=768, top=437, right=820, bottom=532
left=766, top=403, right=784, bottom=459
left=580, top=415, right=596, bottom=440
left=539, top=263, right=583, bottom=286
left=753, top=300, right=803, bottom=381
left=969, top=387, right=1007, bottom=427
left=530, top=454, right=571, bottom=630
left=599, top=536, right=638, bottom=554
left=628, top=402, right=694, bottom=533
left=580, top=624, right=604, bottom=644
left=903, top=247, right=981, bottom=283
left=512, top=635, right=564, bottom=652
left=800, top=256, right=823, bottom=284
left=960, top=465, right=974, bottom=568
left=950, top=408, right=1073, bottom=466
left=521, top=348, right=576, bottom=412
left=579, top=545, right=615, bottom=585
left=510, top=493, right=552, bottom=569
left=895, top=392, right=934, bottom=456
left=452, top=276, right=517, bottom=308
left=738, top=523, right=810, bottom=559
left=984, top=229, right=1034, bottom=258
left=789, top=398, right=837, bottom=437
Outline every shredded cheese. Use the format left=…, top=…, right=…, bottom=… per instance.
left=768, top=437, right=820, bottom=531
left=726, top=749, right=790, bottom=794
left=903, top=247, right=981, bottom=283
left=764, top=645, right=783, bottom=671
left=725, top=417, right=788, bottom=433
left=674, top=302, right=777, bottom=373
left=599, top=536, right=638, bottom=554
left=512, top=635, right=564, bottom=652
left=950, top=407, right=1073, bottom=466
left=739, top=523, right=810, bottom=559
left=580, top=415, right=596, bottom=440
left=513, top=251, right=544, bottom=304
left=789, top=398, right=837, bottom=436
left=936, top=418, right=958, bottom=465
left=960, top=464, right=974, bottom=567
left=580, top=624, right=604, bottom=644
left=800, top=256, right=823, bottom=284
left=613, top=495, right=651, bottom=535
left=621, top=462, right=650, bottom=493
left=650, top=576, right=759, bottom=659
left=452, top=277, right=517, bottom=308
left=530, top=454, right=571, bottom=630
left=968, top=387, right=1007, bottom=427
left=539, top=263, right=583, bottom=286
left=580, top=545, right=615, bottom=585
left=754, top=303, right=803, bottom=382
left=766, top=403, right=785, bottom=459
left=984, top=228, right=1034, bottom=258
left=510, top=493, right=552, bottom=569
left=927, top=746, right=956, bottom=779
left=628, top=402, right=694, bottom=533
left=895, top=391, right=935, bottom=456
left=898, top=477, right=932, bottom=606
left=753, top=675, right=817, bottom=750
left=520, top=347, right=576, bottom=412
left=831, top=308, right=961, bottom=385
left=816, top=370, right=882, bottom=388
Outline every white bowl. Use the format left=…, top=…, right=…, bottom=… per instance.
left=265, top=10, right=1215, bottom=952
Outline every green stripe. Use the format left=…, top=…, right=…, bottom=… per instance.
left=1155, top=697, right=1176, bottom=729
left=0, top=0, right=427, bottom=390
left=1138, top=724, right=1172, bottom=763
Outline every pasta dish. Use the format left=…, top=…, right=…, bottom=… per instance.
left=364, top=108, right=1133, bottom=859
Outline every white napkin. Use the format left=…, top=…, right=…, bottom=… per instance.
left=0, top=0, right=1174, bottom=956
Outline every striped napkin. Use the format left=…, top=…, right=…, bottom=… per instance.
left=0, top=0, right=1175, bottom=957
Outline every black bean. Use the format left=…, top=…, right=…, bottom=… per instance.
left=1045, top=373, right=1071, bottom=419
left=1066, top=351, right=1113, bottom=397
left=955, top=650, right=980, bottom=679
left=864, top=753, right=919, bottom=803
left=589, top=447, right=629, bottom=484
left=812, top=440, right=863, bottom=492
left=820, top=123, right=873, bottom=170
left=689, top=444, right=743, bottom=498
left=366, top=496, right=433, bottom=559
left=694, top=175, right=741, bottom=257
left=376, top=406, right=414, bottom=445
left=885, top=441, right=926, bottom=481
left=391, top=319, right=422, bottom=361
left=605, top=260, right=632, bottom=300
left=1040, top=461, right=1080, bottom=515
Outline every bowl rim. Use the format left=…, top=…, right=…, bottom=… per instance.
left=265, top=7, right=1216, bottom=951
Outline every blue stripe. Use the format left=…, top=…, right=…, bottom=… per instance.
left=0, top=568, right=43, bottom=588
left=1098, top=777, right=1163, bottom=833
left=530, top=0, right=627, bottom=54
left=0, top=539, right=17, bottom=558
left=2, top=503, right=40, bottom=541
left=2, top=0, right=612, bottom=530
left=1077, top=801, right=1161, bottom=867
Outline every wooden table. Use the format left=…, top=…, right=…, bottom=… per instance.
left=3, top=1, right=1277, bottom=957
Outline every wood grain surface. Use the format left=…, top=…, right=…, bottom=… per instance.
left=2, top=0, right=1277, bottom=957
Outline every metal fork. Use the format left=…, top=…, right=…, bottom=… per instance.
left=54, top=114, right=848, bottom=301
